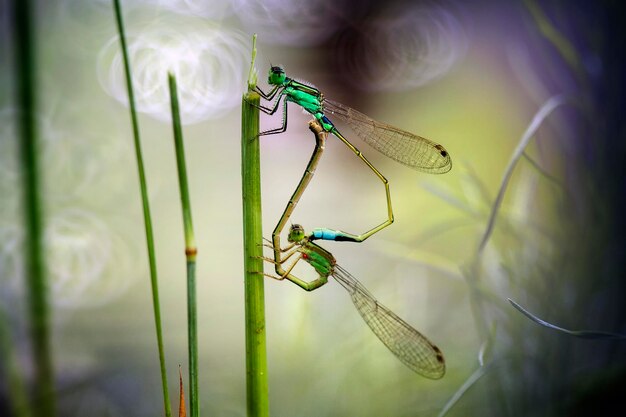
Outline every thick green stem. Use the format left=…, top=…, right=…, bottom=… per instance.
left=112, top=1, right=171, bottom=416
left=0, top=307, right=31, bottom=417
left=13, top=1, right=55, bottom=415
left=242, top=90, right=269, bottom=417
left=168, top=73, right=198, bottom=417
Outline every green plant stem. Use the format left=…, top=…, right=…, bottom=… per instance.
left=168, top=73, right=198, bottom=417
left=13, top=1, right=55, bottom=415
left=241, top=89, right=269, bottom=416
left=112, top=1, right=171, bottom=416
left=0, top=307, right=31, bottom=417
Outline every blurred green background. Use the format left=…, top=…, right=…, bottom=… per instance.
left=1, top=0, right=625, bottom=416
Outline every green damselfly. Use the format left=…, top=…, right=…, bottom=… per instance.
left=251, top=68, right=448, bottom=377
left=263, top=224, right=446, bottom=379
left=251, top=66, right=451, bottom=258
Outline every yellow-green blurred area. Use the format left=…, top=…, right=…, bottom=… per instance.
left=2, top=0, right=626, bottom=416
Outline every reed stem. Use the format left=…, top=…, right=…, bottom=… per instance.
left=168, top=73, right=198, bottom=417
left=13, top=1, right=55, bottom=415
left=241, top=34, right=269, bottom=417
left=112, top=1, right=172, bottom=415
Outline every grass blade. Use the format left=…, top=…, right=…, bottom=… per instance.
left=241, top=34, right=270, bottom=417
left=168, top=73, right=199, bottom=417
left=437, top=365, right=490, bottom=417
left=13, top=1, right=55, bottom=414
left=438, top=326, right=496, bottom=417
left=509, top=298, right=626, bottom=340
left=111, top=1, right=171, bottom=415
left=0, top=306, right=31, bottom=417
left=524, top=0, right=584, bottom=78
left=477, top=95, right=566, bottom=255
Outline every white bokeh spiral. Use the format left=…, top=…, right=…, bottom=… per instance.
left=98, top=16, right=249, bottom=124
left=234, top=0, right=347, bottom=46
left=0, top=209, right=141, bottom=310
left=152, top=0, right=235, bottom=19
left=337, top=4, right=467, bottom=92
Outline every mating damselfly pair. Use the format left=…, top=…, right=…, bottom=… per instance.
left=250, top=66, right=450, bottom=379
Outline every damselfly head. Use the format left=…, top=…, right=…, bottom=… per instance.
left=288, top=223, right=306, bottom=243
left=268, top=65, right=286, bottom=85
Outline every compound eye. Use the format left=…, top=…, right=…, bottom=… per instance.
left=271, top=66, right=285, bottom=74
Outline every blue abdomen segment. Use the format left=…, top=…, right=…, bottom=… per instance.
left=321, top=115, right=333, bottom=127
left=311, top=228, right=337, bottom=240
left=315, top=114, right=335, bottom=132
left=310, top=228, right=358, bottom=242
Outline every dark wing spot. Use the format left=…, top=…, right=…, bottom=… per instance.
left=433, top=345, right=445, bottom=363
left=434, top=144, right=448, bottom=158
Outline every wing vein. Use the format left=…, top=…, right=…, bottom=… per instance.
left=333, top=265, right=445, bottom=379
left=324, top=99, right=452, bottom=174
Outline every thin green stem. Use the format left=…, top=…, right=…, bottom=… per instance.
left=112, top=1, right=171, bottom=415
left=13, top=1, right=55, bottom=415
left=168, top=73, right=198, bottom=417
left=241, top=35, right=269, bottom=416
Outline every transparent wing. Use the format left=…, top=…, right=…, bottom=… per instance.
left=324, top=99, right=452, bottom=174
left=332, top=265, right=445, bottom=379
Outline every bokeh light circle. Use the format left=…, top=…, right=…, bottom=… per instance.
left=234, top=0, right=347, bottom=46
left=336, top=4, right=467, bottom=92
left=0, top=209, right=141, bottom=310
left=152, top=0, right=235, bottom=19
left=98, top=16, right=249, bottom=124
left=45, top=208, right=114, bottom=308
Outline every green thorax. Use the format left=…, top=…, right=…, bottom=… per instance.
left=300, top=242, right=336, bottom=277
left=283, top=79, right=323, bottom=114
left=268, top=66, right=334, bottom=131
